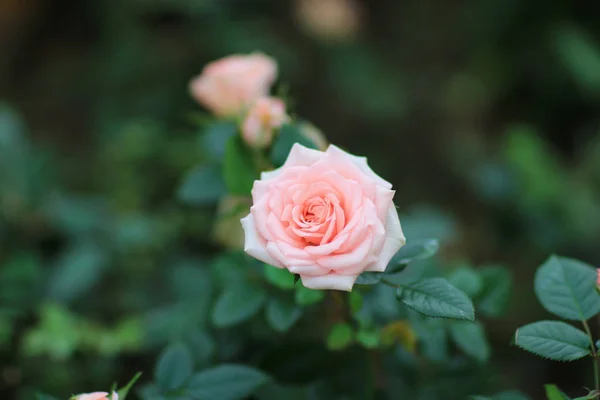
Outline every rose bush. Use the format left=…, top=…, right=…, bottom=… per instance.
left=241, top=143, right=406, bottom=291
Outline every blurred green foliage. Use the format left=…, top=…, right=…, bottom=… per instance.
left=2, top=0, right=600, bottom=399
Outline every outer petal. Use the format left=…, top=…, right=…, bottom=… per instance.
left=283, top=143, right=324, bottom=168
left=240, top=214, right=283, bottom=268
left=73, top=393, right=110, bottom=400
left=326, top=145, right=392, bottom=189
left=365, top=205, right=406, bottom=272
left=300, top=273, right=358, bottom=291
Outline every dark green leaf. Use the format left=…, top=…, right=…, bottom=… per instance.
left=447, top=266, right=483, bottom=298
left=265, top=299, right=302, bottom=332
left=185, top=331, right=214, bottom=368
left=326, top=323, right=354, bottom=350
left=223, top=136, right=258, bottom=196
left=355, top=272, right=382, bottom=285
left=212, top=284, right=266, bottom=328
left=155, top=343, right=194, bottom=391
left=449, top=321, right=490, bottom=363
left=477, top=265, right=513, bottom=317
left=294, top=285, right=325, bottom=306
left=36, top=394, right=60, bottom=400
left=270, top=124, right=318, bottom=167
left=514, top=321, right=590, bottom=361
left=178, top=165, right=226, bottom=205
left=47, top=242, right=107, bottom=303
left=187, top=364, right=270, bottom=400
left=200, top=121, right=238, bottom=159
left=396, top=278, right=475, bottom=321
left=387, top=239, right=439, bottom=272
left=534, top=256, right=600, bottom=320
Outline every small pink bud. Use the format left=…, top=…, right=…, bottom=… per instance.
left=596, top=268, right=600, bottom=294
left=72, top=392, right=118, bottom=400
left=241, top=97, right=289, bottom=149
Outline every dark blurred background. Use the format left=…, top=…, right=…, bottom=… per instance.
left=2, top=0, right=600, bottom=399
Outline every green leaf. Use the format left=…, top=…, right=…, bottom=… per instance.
left=294, top=285, right=325, bottom=306
left=556, top=26, right=600, bottom=95
left=471, top=392, right=532, bottom=400
left=200, top=121, right=238, bottom=160
left=212, top=284, right=266, bottom=328
left=187, top=364, right=270, bottom=400
left=355, top=272, right=382, bottom=285
left=387, top=239, right=439, bottom=272
left=36, top=394, right=60, bottom=400
left=264, top=265, right=296, bottom=290
left=47, top=242, right=107, bottom=303
left=350, top=291, right=363, bottom=314
left=514, top=321, right=591, bottom=361
left=544, top=384, right=570, bottom=400
left=155, top=343, right=194, bottom=391
left=223, top=136, right=258, bottom=196
left=265, top=299, right=302, bottom=332
left=534, top=256, right=600, bottom=320
left=185, top=331, right=214, bottom=368
left=449, top=321, right=490, bottom=363
left=178, top=165, right=226, bottom=205
left=356, top=329, right=380, bottom=349
left=270, top=124, right=318, bottom=167
left=447, top=266, right=483, bottom=298
left=327, top=323, right=354, bottom=351
left=396, top=278, right=475, bottom=321
left=117, top=372, right=142, bottom=400
left=477, top=265, right=513, bottom=317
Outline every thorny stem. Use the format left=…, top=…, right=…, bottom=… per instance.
left=582, top=319, right=600, bottom=391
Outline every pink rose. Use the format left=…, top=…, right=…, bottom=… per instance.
left=241, top=97, right=289, bottom=149
left=189, top=53, right=277, bottom=117
left=241, top=143, right=406, bottom=291
left=72, top=392, right=118, bottom=400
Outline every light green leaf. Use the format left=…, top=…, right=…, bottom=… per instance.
left=327, top=323, right=354, bottom=351
left=212, top=284, right=266, bottom=328
left=350, top=291, right=363, bottom=314
left=534, top=256, right=600, bottom=320
left=270, top=124, right=318, bottom=167
left=355, top=272, right=382, bottom=285
left=447, top=266, right=483, bottom=298
left=477, top=265, right=513, bottom=317
left=294, top=285, right=325, bottom=306
left=155, top=343, right=194, bottom=391
left=544, top=384, right=570, bottom=400
left=449, top=321, right=490, bottom=363
left=223, top=136, right=258, bottom=196
left=178, top=165, right=226, bottom=205
left=514, top=321, right=590, bottom=361
left=356, top=328, right=379, bottom=349
left=187, top=364, right=270, bottom=400
left=387, top=239, right=439, bottom=272
left=396, top=278, right=475, bottom=321
left=117, top=372, right=142, bottom=400
left=264, top=265, right=296, bottom=290
left=265, top=299, right=302, bottom=332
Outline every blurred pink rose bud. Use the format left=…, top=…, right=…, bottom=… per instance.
left=190, top=53, right=277, bottom=117
left=72, top=392, right=118, bottom=400
left=241, top=143, right=406, bottom=291
left=596, top=268, right=600, bottom=293
left=241, top=97, right=289, bottom=149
